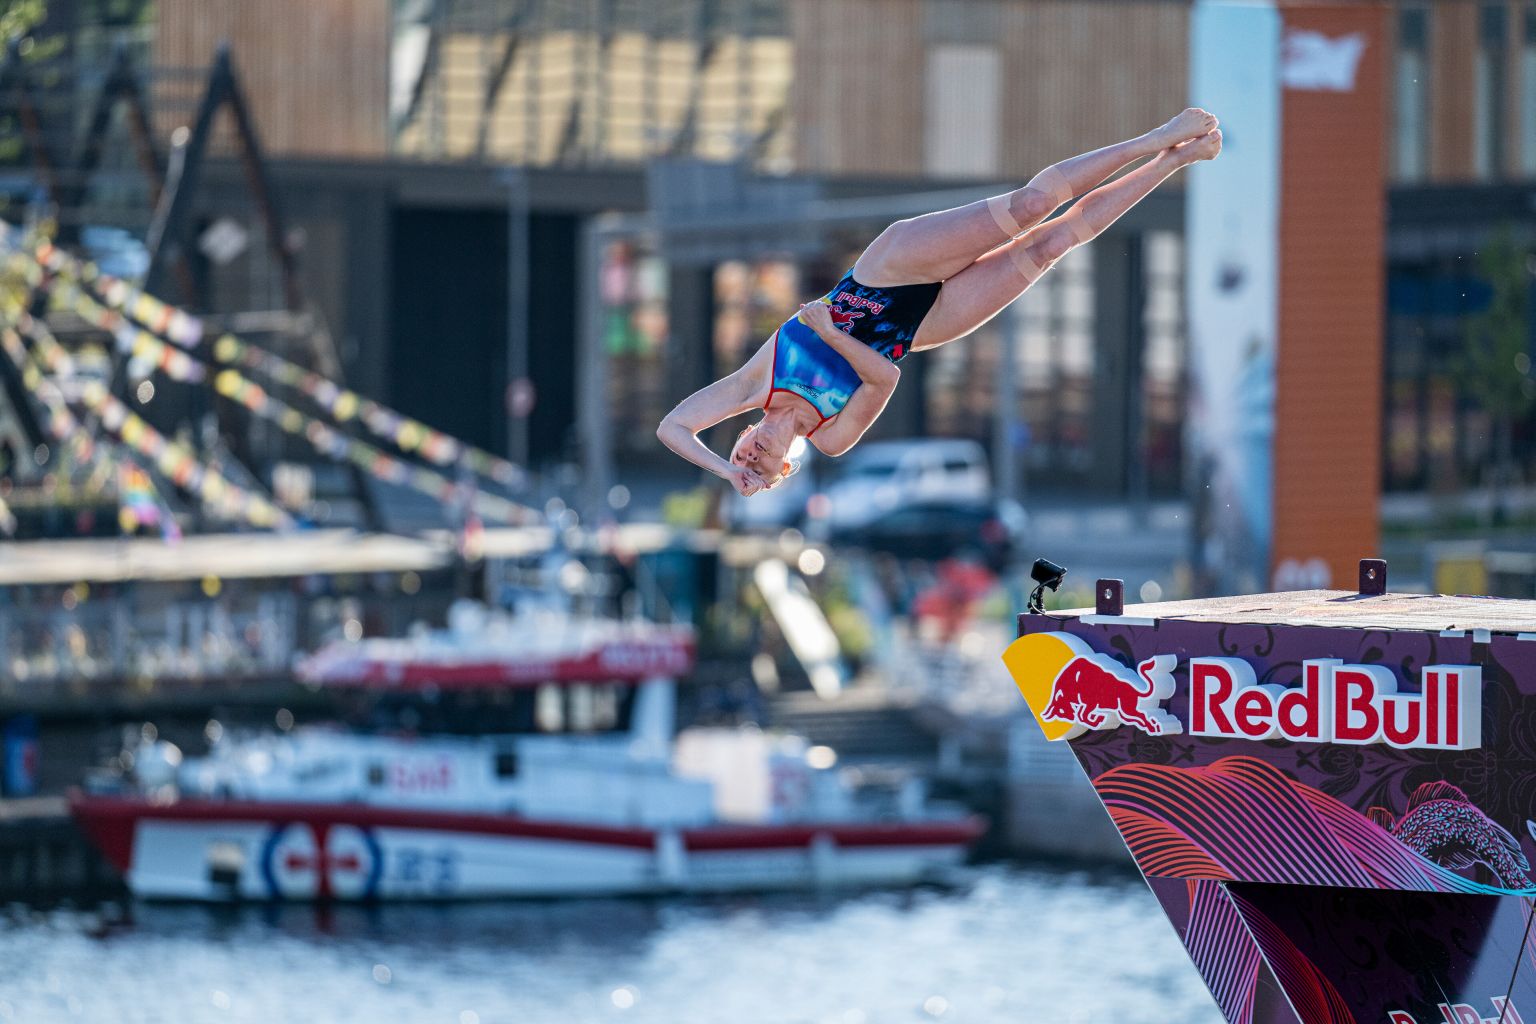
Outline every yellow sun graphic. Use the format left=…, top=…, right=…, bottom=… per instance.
left=1001, top=632, right=1084, bottom=742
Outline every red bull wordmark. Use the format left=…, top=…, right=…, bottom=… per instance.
left=1389, top=995, right=1524, bottom=1024
left=1190, top=657, right=1481, bottom=751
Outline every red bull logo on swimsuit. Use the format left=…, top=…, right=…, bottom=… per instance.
left=1003, top=632, right=1482, bottom=750
left=832, top=291, right=885, bottom=315
left=826, top=305, right=865, bottom=331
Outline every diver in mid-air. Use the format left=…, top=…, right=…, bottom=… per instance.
left=658, top=109, right=1222, bottom=496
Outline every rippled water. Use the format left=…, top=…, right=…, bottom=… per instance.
left=0, top=865, right=1223, bottom=1024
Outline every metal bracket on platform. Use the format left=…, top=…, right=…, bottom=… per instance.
left=1358, top=559, right=1387, bottom=596
left=1096, top=579, right=1125, bottom=616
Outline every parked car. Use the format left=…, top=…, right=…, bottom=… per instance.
left=828, top=498, right=1027, bottom=570
left=815, top=439, right=992, bottom=533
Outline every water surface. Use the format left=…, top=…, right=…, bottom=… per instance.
left=0, top=865, right=1224, bottom=1023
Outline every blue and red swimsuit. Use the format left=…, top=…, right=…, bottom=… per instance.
left=764, top=271, right=942, bottom=435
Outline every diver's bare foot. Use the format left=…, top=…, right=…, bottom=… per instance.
left=1173, top=129, right=1222, bottom=165
left=1152, top=107, right=1219, bottom=148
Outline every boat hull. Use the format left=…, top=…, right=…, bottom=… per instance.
left=70, top=795, right=983, bottom=901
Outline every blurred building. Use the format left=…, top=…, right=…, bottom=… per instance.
left=9, top=0, right=1536, bottom=501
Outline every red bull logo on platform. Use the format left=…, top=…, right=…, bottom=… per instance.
left=1003, top=632, right=1482, bottom=750
left=1040, top=650, right=1181, bottom=737
left=1004, top=632, right=1180, bottom=742
left=1389, top=996, right=1524, bottom=1024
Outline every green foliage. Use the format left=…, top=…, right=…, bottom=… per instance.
left=661, top=487, right=710, bottom=529
left=0, top=1, right=48, bottom=44
left=1459, top=229, right=1536, bottom=423
left=0, top=1, right=54, bottom=166
left=1458, top=228, right=1536, bottom=518
left=82, top=0, right=153, bottom=27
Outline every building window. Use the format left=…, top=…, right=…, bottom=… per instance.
left=599, top=241, right=671, bottom=463
left=1141, top=232, right=1187, bottom=495
left=924, top=44, right=1001, bottom=179
left=1475, top=3, right=1508, bottom=180
left=1523, top=3, right=1536, bottom=175
left=1394, top=6, right=1430, bottom=182
left=712, top=259, right=799, bottom=373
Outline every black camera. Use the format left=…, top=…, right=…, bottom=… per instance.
left=1027, top=557, right=1068, bottom=614
left=1031, top=558, right=1068, bottom=590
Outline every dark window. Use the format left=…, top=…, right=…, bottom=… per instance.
left=367, top=764, right=385, bottom=786
left=1484, top=2, right=1510, bottom=43
left=494, top=752, right=519, bottom=778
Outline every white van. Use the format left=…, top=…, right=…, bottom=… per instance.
left=816, top=439, right=993, bottom=531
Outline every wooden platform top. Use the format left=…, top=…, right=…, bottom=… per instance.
left=1044, top=589, right=1536, bottom=635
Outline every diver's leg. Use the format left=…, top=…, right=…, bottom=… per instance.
left=852, top=108, right=1218, bottom=288
left=910, top=131, right=1221, bottom=350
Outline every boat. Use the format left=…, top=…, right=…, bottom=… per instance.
left=71, top=601, right=982, bottom=901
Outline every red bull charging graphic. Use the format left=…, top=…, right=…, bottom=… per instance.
left=1037, top=643, right=1180, bottom=738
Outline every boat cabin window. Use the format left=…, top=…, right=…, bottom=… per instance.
left=539, top=683, right=625, bottom=734
left=346, top=686, right=636, bottom=736
left=536, top=685, right=564, bottom=732
left=494, top=751, right=518, bottom=778
left=367, top=764, right=385, bottom=786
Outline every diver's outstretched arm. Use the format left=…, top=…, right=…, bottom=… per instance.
left=657, top=354, right=770, bottom=494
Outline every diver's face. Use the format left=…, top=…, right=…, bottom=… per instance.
left=731, top=424, right=787, bottom=483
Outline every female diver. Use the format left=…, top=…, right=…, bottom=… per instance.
left=658, top=109, right=1222, bottom=497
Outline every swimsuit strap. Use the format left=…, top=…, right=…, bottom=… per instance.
left=764, top=327, right=780, bottom=411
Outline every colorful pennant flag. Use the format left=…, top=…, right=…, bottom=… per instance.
left=34, top=241, right=525, bottom=488
left=7, top=314, right=291, bottom=529
left=45, top=278, right=529, bottom=526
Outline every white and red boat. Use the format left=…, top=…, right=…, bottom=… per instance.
left=71, top=603, right=982, bottom=901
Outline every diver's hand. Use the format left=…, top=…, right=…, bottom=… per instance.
left=797, top=300, right=838, bottom=336
left=727, top=465, right=768, bottom=497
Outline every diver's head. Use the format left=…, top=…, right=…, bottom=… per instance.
left=730, top=419, right=800, bottom=489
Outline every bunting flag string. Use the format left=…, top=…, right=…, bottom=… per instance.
left=32, top=241, right=203, bottom=347
left=0, top=324, right=176, bottom=536
left=43, top=282, right=530, bottom=527
left=0, top=325, right=102, bottom=471
left=8, top=312, right=291, bottom=529
left=32, top=241, right=525, bottom=488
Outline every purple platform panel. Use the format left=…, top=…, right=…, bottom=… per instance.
left=1005, top=581, right=1536, bottom=1024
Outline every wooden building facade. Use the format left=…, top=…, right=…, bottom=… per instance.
left=30, top=0, right=1536, bottom=498
left=147, top=1, right=1536, bottom=190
